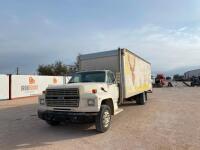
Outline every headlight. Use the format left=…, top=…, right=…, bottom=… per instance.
left=39, top=98, right=45, bottom=105
left=87, top=99, right=95, bottom=106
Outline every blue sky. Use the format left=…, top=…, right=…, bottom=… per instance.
left=0, top=0, right=200, bottom=75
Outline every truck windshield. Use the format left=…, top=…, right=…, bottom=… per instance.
left=69, top=71, right=105, bottom=83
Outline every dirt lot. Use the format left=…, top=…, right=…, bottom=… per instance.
left=0, top=87, right=200, bottom=150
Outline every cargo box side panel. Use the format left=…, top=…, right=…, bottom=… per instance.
left=123, top=51, right=152, bottom=98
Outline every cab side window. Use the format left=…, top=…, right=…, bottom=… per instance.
left=107, top=72, right=115, bottom=84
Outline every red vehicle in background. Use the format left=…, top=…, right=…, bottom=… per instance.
left=154, top=74, right=173, bottom=87
left=155, top=74, right=166, bottom=87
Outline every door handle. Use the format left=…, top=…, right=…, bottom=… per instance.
left=101, top=87, right=107, bottom=92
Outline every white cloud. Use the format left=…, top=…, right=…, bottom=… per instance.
left=43, top=18, right=54, bottom=26
left=1, top=22, right=200, bottom=74
left=86, top=25, right=200, bottom=73
left=10, top=15, right=20, bottom=25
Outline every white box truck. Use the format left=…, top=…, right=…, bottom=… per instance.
left=38, top=48, right=152, bottom=132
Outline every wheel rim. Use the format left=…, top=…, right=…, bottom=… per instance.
left=102, top=110, right=110, bottom=128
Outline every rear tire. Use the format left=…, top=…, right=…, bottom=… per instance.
left=136, top=92, right=146, bottom=105
left=46, top=120, right=60, bottom=126
left=95, top=105, right=111, bottom=133
left=145, top=92, right=148, bottom=101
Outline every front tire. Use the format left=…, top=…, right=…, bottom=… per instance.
left=46, top=120, right=60, bottom=126
left=95, top=105, right=111, bottom=133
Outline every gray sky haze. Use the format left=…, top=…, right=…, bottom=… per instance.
left=0, top=0, right=200, bottom=75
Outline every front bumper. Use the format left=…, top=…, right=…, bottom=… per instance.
left=39, top=92, right=101, bottom=113
left=38, top=110, right=98, bottom=122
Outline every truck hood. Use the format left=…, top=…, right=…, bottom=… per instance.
left=47, top=83, right=106, bottom=89
left=47, top=83, right=108, bottom=94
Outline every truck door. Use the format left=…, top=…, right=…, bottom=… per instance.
left=107, top=71, right=119, bottom=102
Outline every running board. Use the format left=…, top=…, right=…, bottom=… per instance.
left=114, top=108, right=123, bottom=115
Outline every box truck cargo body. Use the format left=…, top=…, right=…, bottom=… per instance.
left=79, top=48, right=152, bottom=104
left=38, top=48, right=152, bottom=132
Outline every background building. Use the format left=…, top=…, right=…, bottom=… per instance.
left=184, top=69, right=200, bottom=79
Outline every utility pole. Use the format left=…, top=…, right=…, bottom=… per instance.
left=16, top=67, right=19, bottom=75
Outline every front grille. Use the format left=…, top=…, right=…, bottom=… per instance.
left=45, top=88, right=79, bottom=107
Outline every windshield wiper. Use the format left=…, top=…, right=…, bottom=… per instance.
left=68, top=82, right=75, bottom=84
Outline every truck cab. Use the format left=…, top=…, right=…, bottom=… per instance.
left=38, top=70, right=120, bottom=132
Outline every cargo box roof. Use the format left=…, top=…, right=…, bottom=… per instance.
left=79, top=48, right=151, bottom=65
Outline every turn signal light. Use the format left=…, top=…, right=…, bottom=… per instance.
left=92, top=89, right=97, bottom=94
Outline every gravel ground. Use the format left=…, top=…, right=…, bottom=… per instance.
left=0, top=87, right=200, bottom=150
